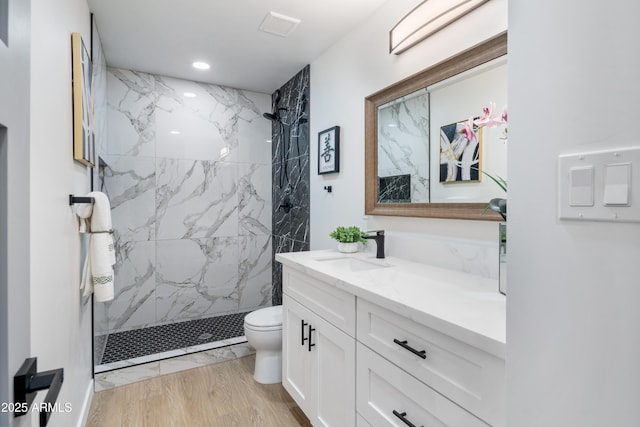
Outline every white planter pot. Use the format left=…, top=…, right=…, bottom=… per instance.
left=337, top=242, right=359, bottom=253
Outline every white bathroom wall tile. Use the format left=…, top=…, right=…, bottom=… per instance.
left=238, top=235, right=272, bottom=310
left=156, top=237, right=239, bottom=323
left=93, top=27, right=108, bottom=158
left=156, top=159, right=238, bottom=240
left=154, top=76, right=231, bottom=161
left=108, top=240, right=157, bottom=332
left=107, top=69, right=157, bottom=157
left=155, top=107, right=228, bottom=161
left=378, top=92, right=430, bottom=203
left=383, top=231, right=499, bottom=280
left=238, top=163, right=272, bottom=236
left=238, top=92, right=272, bottom=165
left=101, top=155, right=156, bottom=243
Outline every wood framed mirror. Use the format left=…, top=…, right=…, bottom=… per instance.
left=365, top=32, right=507, bottom=220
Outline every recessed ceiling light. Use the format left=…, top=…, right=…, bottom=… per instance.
left=184, top=92, right=197, bottom=98
left=192, top=61, right=210, bottom=70
left=170, top=130, right=181, bottom=135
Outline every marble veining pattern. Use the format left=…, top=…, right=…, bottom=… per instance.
left=97, top=67, right=272, bottom=342
left=271, top=66, right=310, bottom=305
left=156, top=237, right=239, bottom=322
left=378, top=90, right=430, bottom=203
left=156, top=159, right=238, bottom=240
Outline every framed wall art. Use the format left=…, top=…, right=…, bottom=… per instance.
left=72, top=32, right=95, bottom=167
left=318, top=125, right=340, bottom=174
left=439, top=119, right=482, bottom=183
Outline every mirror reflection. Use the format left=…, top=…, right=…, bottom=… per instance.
left=365, top=32, right=507, bottom=220
left=376, top=57, right=507, bottom=204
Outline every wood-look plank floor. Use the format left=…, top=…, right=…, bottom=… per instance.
left=86, top=355, right=312, bottom=427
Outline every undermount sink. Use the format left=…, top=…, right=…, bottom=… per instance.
left=314, top=256, right=392, bottom=272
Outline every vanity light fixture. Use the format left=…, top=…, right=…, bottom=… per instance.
left=170, top=130, right=181, bottom=135
left=192, top=61, right=210, bottom=70
left=390, top=0, right=489, bottom=55
left=183, top=92, right=197, bottom=98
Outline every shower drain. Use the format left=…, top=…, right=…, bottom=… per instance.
left=198, top=332, right=214, bottom=341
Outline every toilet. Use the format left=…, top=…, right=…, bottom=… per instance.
left=244, top=305, right=283, bottom=384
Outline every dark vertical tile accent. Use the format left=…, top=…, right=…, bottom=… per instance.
left=271, top=66, right=310, bottom=305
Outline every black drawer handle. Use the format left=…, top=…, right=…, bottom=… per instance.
left=393, top=410, right=423, bottom=427
left=301, top=320, right=308, bottom=346
left=393, top=339, right=427, bottom=359
left=308, top=324, right=316, bottom=352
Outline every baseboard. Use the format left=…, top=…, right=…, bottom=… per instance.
left=76, top=379, right=94, bottom=427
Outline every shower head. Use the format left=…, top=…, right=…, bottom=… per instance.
left=263, top=112, right=279, bottom=121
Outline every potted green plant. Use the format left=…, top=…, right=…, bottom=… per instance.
left=329, top=226, right=367, bottom=253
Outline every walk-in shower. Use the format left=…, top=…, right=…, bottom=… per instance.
left=92, top=64, right=273, bottom=374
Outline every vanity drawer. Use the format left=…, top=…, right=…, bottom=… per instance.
left=357, top=343, right=488, bottom=427
left=357, top=299, right=505, bottom=426
left=283, top=267, right=356, bottom=336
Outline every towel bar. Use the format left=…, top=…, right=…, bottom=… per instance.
left=69, top=194, right=95, bottom=206
left=88, top=229, right=114, bottom=234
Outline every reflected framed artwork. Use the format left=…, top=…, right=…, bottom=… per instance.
left=439, top=119, right=482, bottom=183
left=71, top=32, right=95, bottom=167
left=318, top=125, right=340, bottom=174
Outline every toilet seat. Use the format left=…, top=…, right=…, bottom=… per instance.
left=244, top=305, right=282, bottom=329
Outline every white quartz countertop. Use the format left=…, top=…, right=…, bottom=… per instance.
left=276, top=250, right=506, bottom=358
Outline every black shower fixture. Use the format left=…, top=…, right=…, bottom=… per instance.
left=263, top=89, right=288, bottom=123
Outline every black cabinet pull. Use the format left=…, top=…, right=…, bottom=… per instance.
left=301, top=320, right=308, bottom=346
left=393, top=410, right=423, bottom=427
left=308, top=324, right=316, bottom=352
left=393, top=339, right=427, bottom=359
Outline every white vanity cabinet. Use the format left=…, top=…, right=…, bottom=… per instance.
left=277, top=251, right=506, bottom=427
left=356, top=299, right=505, bottom=427
left=282, top=267, right=356, bottom=427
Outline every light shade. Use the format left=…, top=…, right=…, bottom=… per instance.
left=390, top=0, right=489, bottom=55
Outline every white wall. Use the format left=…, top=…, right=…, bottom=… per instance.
left=309, top=0, right=508, bottom=250
left=0, top=0, right=31, bottom=426
left=30, top=0, right=94, bottom=425
left=508, top=1, right=640, bottom=425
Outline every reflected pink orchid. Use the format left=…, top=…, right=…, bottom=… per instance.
left=460, top=117, right=477, bottom=142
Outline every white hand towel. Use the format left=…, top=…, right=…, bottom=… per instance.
left=75, top=191, right=116, bottom=302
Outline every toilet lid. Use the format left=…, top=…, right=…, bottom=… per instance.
left=244, top=305, right=282, bottom=328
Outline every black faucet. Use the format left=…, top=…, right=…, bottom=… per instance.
left=364, top=230, right=385, bottom=259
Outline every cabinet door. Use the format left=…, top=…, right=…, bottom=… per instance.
left=282, top=294, right=313, bottom=415
left=311, top=314, right=356, bottom=427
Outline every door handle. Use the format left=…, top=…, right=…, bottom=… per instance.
left=308, top=324, right=316, bottom=352
left=301, top=320, right=308, bottom=346
left=14, top=357, right=64, bottom=426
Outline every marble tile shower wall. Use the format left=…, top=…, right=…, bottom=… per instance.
left=98, top=68, right=272, bottom=335
left=272, top=66, right=310, bottom=305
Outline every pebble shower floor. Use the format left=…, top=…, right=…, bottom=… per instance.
left=99, top=311, right=250, bottom=364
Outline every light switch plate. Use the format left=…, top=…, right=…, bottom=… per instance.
left=559, top=147, right=640, bottom=222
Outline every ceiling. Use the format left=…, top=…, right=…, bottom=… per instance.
left=88, top=0, right=389, bottom=94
